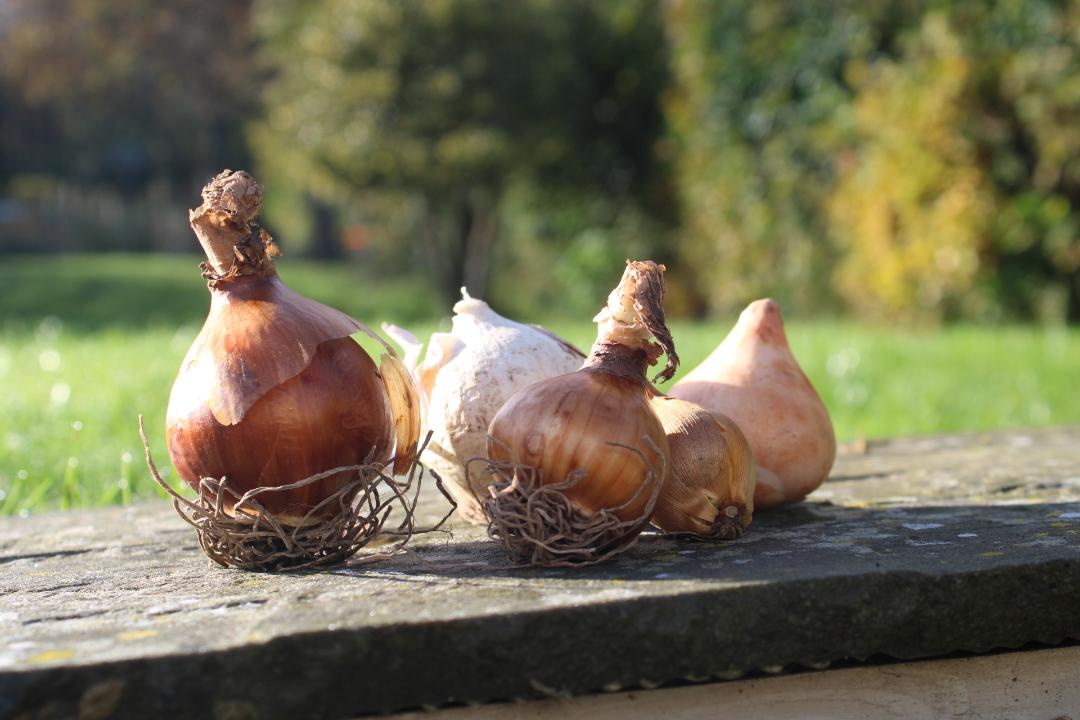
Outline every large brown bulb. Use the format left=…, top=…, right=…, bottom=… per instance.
left=487, top=361, right=669, bottom=524
left=166, top=276, right=393, bottom=525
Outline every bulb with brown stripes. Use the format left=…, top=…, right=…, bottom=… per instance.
left=486, top=260, right=677, bottom=524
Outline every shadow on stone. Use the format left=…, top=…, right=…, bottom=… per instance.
left=315, top=500, right=1080, bottom=587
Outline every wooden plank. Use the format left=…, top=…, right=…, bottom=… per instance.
left=388, top=646, right=1080, bottom=720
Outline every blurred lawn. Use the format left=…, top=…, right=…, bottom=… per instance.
left=1, top=254, right=1078, bottom=515
left=0, top=253, right=441, bottom=330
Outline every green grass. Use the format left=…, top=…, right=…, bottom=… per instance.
left=2, top=254, right=1079, bottom=516
left=0, top=253, right=440, bottom=331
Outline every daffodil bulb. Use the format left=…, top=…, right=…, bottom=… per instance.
left=671, top=299, right=835, bottom=508
left=385, top=290, right=583, bottom=523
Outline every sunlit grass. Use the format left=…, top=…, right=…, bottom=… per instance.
left=2, top=254, right=1078, bottom=515
left=551, top=320, right=1080, bottom=441
left=4, top=319, right=1078, bottom=516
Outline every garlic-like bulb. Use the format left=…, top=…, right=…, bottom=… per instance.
left=387, top=290, right=584, bottom=523
left=670, top=299, right=835, bottom=508
left=650, top=395, right=754, bottom=538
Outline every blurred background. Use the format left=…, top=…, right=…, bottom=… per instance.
left=1, top=0, right=1078, bottom=514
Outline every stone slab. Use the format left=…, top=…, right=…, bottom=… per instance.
left=2, top=427, right=1080, bottom=719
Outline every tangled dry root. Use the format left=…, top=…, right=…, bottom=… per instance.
left=139, top=418, right=453, bottom=571
left=705, top=502, right=748, bottom=540
left=467, top=440, right=664, bottom=568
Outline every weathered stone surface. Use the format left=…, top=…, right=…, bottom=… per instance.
left=2, top=427, right=1080, bottom=719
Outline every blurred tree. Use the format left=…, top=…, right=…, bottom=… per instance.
left=666, top=0, right=1080, bottom=323
left=0, top=0, right=258, bottom=196
left=969, top=0, right=1080, bottom=322
left=253, top=0, right=671, bottom=305
left=830, top=0, right=1080, bottom=322
left=829, top=13, right=993, bottom=321
left=5, top=0, right=1076, bottom=321
left=663, top=0, right=915, bottom=316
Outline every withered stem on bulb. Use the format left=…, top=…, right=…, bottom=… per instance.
left=189, top=170, right=279, bottom=280
left=590, top=259, right=679, bottom=382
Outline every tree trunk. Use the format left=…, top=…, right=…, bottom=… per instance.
left=463, top=200, right=495, bottom=299
left=426, top=191, right=497, bottom=307
left=306, top=195, right=343, bottom=260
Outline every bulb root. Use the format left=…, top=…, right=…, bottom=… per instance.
left=659, top=503, right=747, bottom=542
left=466, top=438, right=664, bottom=568
left=707, top=503, right=747, bottom=541
left=139, top=417, right=454, bottom=571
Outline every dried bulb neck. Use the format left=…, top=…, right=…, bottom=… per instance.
left=190, top=170, right=280, bottom=285
left=582, top=342, right=650, bottom=383
left=590, top=259, right=679, bottom=384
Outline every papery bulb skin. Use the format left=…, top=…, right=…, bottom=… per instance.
left=414, top=290, right=584, bottom=523
left=167, top=321, right=393, bottom=525
left=488, top=361, right=668, bottom=523
left=478, top=260, right=677, bottom=566
left=650, top=396, right=754, bottom=538
left=671, top=299, right=835, bottom=508
left=165, top=170, right=396, bottom=526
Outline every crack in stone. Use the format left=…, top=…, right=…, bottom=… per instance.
left=22, top=580, right=96, bottom=594
left=0, top=549, right=93, bottom=565
left=23, top=608, right=111, bottom=625
left=828, top=472, right=895, bottom=483
left=213, top=598, right=268, bottom=610
left=0, top=540, right=192, bottom=568
left=146, top=598, right=269, bottom=618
